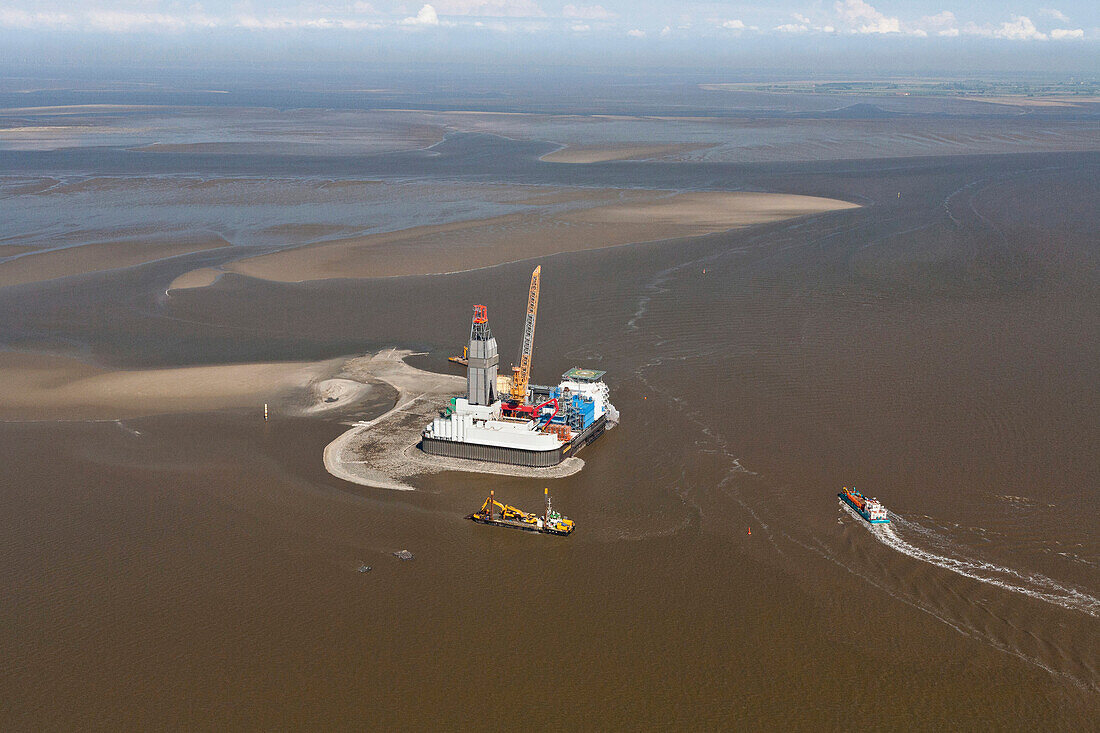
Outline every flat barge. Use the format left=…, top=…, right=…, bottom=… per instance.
left=839, top=487, right=890, bottom=524
left=468, top=489, right=575, bottom=536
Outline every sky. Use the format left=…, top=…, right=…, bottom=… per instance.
left=0, top=1, right=1097, bottom=73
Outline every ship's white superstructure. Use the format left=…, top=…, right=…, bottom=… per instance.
left=557, top=375, right=619, bottom=425
left=864, top=497, right=888, bottom=522
left=427, top=398, right=562, bottom=451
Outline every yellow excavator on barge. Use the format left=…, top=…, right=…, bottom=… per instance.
left=468, top=488, right=575, bottom=536
left=448, top=346, right=469, bottom=366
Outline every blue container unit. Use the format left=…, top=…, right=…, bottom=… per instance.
left=546, top=388, right=596, bottom=430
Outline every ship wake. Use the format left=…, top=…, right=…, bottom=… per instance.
left=854, top=506, right=1100, bottom=618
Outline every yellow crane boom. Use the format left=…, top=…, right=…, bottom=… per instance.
left=479, top=490, right=538, bottom=524
left=468, top=489, right=575, bottom=535
left=510, top=265, right=541, bottom=404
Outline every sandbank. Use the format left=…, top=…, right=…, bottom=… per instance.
left=130, top=142, right=329, bottom=155
left=540, top=143, right=714, bottom=163
left=322, top=349, right=583, bottom=490
left=214, top=190, right=858, bottom=284
left=0, top=104, right=177, bottom=115
left=0, top=352, right=363, bottom=421
left=168, top=267, right=224, bottom=291
left=0, top=245, right=40, bottom=257
left=961, top=96, right=1100, bottom=109
left=0, top=346, right=577, bottom=486
left=0, top=235, right=230, bottom=288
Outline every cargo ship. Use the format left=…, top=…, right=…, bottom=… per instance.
left=468, top=488, right=575, bottom=536
left=838, top=487, right=890, bottom=524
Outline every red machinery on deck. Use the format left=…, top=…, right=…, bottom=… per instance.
left=502, top=396, right=558, bottom=425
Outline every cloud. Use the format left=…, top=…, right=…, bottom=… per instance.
left=234, top=14, right=381, bottom=30
left=991, top=15, right=1046, bottom=40
left=433, top=0, right=544, bottom=17
left=0, top=0, right=1086, bottom=44
left=0, top=6, right=388, bottom=33
left=79, top=11, right=171, bottom=32
left=85, top=10, right=222, bottom=32
left=775, top=10, right=837, bottom=34
left=775, top=10, right=838, bottom=34
left=920, top=11, right=955, bottom=28
left=562, top=4, right=614, bottom=20
left=472, top=19, right=509, bottom=30
left=0, top=9, right=71, bottom=29
left=961, top=15, right=1052, bottom=40
left=402, top=4, right=440, bottom=25
left=916, top=9, right=956, bottom=37
left=834, top=0, right=900, bottom=34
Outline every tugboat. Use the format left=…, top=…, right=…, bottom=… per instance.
left=541, top=488, right=575, bottom=536
left=838, top=487, right=890, bottom=524
left=468, top=488, right=575, bottom=536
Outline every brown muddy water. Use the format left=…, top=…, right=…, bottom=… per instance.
left=1, top=115, right=1098, bottom=727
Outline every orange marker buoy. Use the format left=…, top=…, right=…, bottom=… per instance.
left=747, top=527, right=751, bottom=535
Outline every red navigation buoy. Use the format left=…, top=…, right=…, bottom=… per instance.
left=747, top=527, right=752, bottom=535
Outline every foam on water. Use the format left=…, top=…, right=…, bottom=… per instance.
left=844, top=503, right=1100, bottom=618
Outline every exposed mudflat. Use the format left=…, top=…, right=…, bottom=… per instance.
left=0, top=233, right=229, bottom=288
left=0, top=351, right=357, bottom=421
left=540, top=142, right=714, bottom=163
left=219, top=190, right=857, bottom=283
